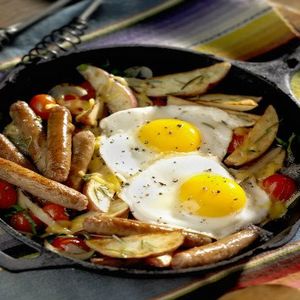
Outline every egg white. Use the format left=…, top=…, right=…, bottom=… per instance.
left=99, top=105, right=252, bottom=180
left=119, top=154, right=270, bottom=238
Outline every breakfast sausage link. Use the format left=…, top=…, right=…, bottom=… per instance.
left=83, top=215, right=213, bottom=246
left=0, top=157, right=88, bottom=210
left=9, top=101, right=47, bottom=172
left=0, top=134, right=35, bottom=170
left=171, top=228, right=260, bottom=269
left=45, top=106, right=74, bottom=182
left=66, top=130, right=95, bottom=190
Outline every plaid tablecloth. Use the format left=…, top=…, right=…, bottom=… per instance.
left=0, top=1, right=300, bottom=299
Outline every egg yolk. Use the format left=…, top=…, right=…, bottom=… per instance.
left=138, top=119, right=202, bottom=153
left=179, top=173, right=246, bottom=217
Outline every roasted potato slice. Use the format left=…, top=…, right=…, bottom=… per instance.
left=144, top=254, right=173, bottom=268
left=230, top=147, right=286, bottom=181
left=195, top=93, right=261, bottom=102
left=167, top=96, right=258, bottom=126
left=86, top=231, right=184, bottom=259
left=225, top=105, right=279, bottom=166
left=126, top=62, right=231, bottom=97
left=195, top=99, right=258, bottom=111
left=134, top=92, right=153, bottom=107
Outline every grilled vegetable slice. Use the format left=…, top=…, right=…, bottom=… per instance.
left=230, top=147, right=286, bottom=181
left=126, top=62, right=231, bottom=97
left=225, top=106, right=279, bottom=166
left=86, top=231, right=184, bottom=259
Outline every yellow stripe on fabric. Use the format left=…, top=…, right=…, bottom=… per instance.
left=157, top=242, right=300, bottom=300
left=192, top=11, right=295, bottom=60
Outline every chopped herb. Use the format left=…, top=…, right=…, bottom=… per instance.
left=201, top=122, right=215, bottom=129
left=181, top=74, right=204, bottom=90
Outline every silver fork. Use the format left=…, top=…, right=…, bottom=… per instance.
left=0, top=0, right=76, bottom=49
left=21, top=0, right=103, bottom=65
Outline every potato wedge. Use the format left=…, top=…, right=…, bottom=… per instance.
left=167, top=96, right=258, bottom=126
left=224, top=110, right=260, bottom=125
left=134, top=92, right=153, bottom=107
left=230, top=147, right=286, bottom=181
left=126, top=62, right=231, bottom=97
left=195, top=93, right=262, bottom=103
left=144, top=254, right=173, bottom=268
left=78, top=64, right=137, bottom=113
left=167, top=95, right=199, bottom=106
left=195, top=99, right=258, bottom=112
left=86, top=231, right=184, bottom=259
left=225, top=105, right=279, bottom=166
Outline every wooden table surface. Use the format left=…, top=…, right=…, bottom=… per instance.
left=0, top=0, right=56, bottom=27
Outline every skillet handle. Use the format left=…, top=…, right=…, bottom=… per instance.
left=0, top=226, right=75, bottom=272
left=232, top=45, right=300, bottom=98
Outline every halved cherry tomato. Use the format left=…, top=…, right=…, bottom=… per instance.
left=29, top=94, right=56, bottom=120
left=10, top=211, right=43, bottom=233
left=43, top=203, right=69, bottom=221
left=0, top=180, right=17, bottom=209
left=227, top=133, right=246, bottom=154
left=79, top=81, right=96, bottom=100
left=152, top=98, right=166, bottom=106
left=262, top=174, right=297, bottom=201
left=51, top=237, right=90, bottom=252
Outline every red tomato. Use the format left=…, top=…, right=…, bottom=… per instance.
left=152, top=98, right=166, bottom=106
left=262, top=174, right=297, bottom=201
left=51, top=237, right=90, bottom=252
left=29, top=94, right=56, bottom=120
left=80, top=81, right=96, bottom=100
left=227, top=134, right=245, bottom=154
left=9, top=211, right=43, bottom=233
left=0, top=180, right=17, bottom=209
left=43, top=203, right=69, bottom=221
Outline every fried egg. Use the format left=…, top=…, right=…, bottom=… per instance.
left=99, top=105, right=252, bottom=180
left=119, top=154, right=270, bottom=238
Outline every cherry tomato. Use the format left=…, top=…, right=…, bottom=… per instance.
left=43, top=203, right=69, bottom=221
left=9, top=211, right=43, bottom=233
left=80, top=81, right=96, bottom=100
left=262, top=174, right=297, bottom=201
left=51, top=237, right=90, bottom=252
left=29, top=94, right=56, bottom=120
left=227, top=133, right=246, bottom=154
left=0, top=180, right=17, bottom=209
left=152, top=98, right=166, bottom=106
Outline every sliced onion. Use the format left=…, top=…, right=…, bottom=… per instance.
left=44, top=240, right=94, bottom=261
left=49, top=84, right=87, bottom=100
left=18, top=189, right=71, bottom=234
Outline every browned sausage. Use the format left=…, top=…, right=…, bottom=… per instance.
left=171, top=228, right=260, bottom=269
left=9, top=101, right=47, bottom=172
left=0, top=157, right=88, bottom=210
left=83, top=215, right=212, bottom=247
left=66, top=130, right=95, bottom=190
left=0, top=134, right=35, bottom=170
left=45, top=106, right=74, bottom=182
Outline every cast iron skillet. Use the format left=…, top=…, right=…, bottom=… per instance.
left=0, top=45, right=299, bottom=276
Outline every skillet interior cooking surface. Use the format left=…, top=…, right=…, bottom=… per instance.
left=0, top=45, right=299, bottom=276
